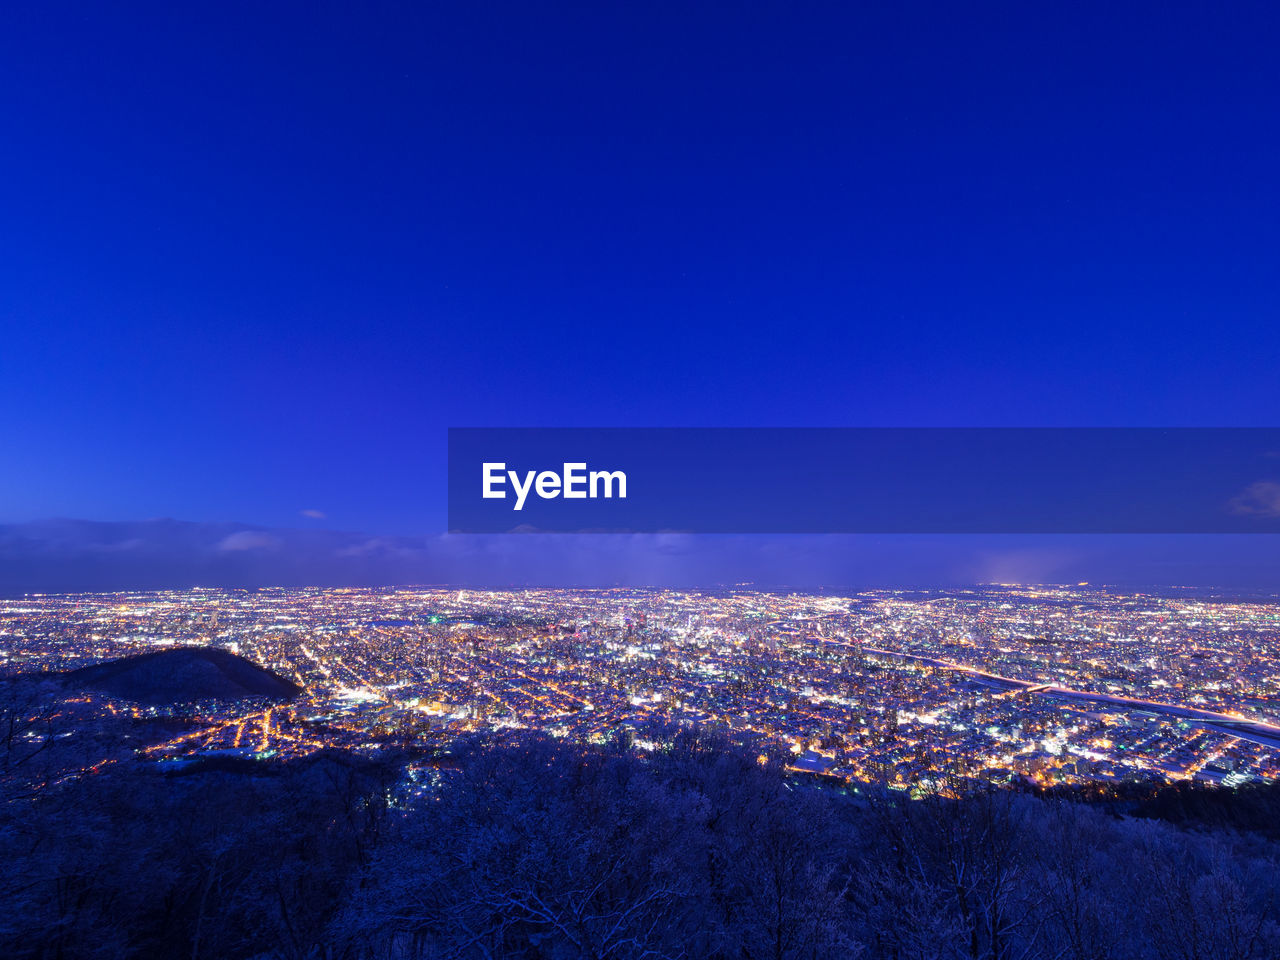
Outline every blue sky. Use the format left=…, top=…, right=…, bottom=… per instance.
left=1, top=3, right=1278, bottom=587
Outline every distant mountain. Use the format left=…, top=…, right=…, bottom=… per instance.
left=59, top=647, right=302, bottom=704
left=0, top=517, right=459, bottom=594
left=3, top=516, right=1280, bottom=594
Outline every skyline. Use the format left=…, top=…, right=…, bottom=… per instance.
left=9, top=582, right=1280, bottom=789
left=5, top=517, right=1280, bottom=595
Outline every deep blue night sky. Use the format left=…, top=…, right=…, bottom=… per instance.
left=2, top=3, right=1279, bottom=589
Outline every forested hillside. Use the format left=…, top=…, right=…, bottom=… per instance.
left=3, top=727, right=1279, bottom=959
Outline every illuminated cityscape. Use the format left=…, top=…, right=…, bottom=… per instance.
left=5, top=584, right=1278, bottom=792
left=8, top=1, right=1280, bottom=953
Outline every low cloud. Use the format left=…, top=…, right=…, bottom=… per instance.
left=1228, top=480, right=1280, bottom=519
left=216, top=531, right=282, bottom=552
left=300, top=509, right=327, bottom=520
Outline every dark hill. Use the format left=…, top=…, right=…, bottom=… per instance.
left=60, top=647, right=302, bottom=704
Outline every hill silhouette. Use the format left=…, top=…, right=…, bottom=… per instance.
left=60, top=647, right=302, bottom=704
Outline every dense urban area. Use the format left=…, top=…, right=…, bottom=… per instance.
left=3, top=584, right=1279, bottom=792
